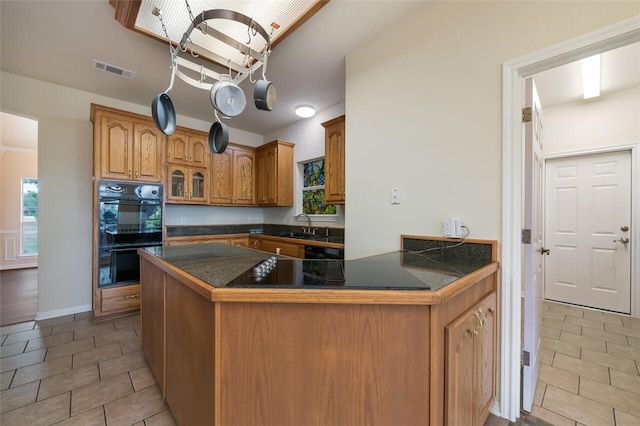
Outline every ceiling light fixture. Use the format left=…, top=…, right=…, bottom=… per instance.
left=295, top=105, right=316, bottom=118
left=580, top=54, right=601, bottom=99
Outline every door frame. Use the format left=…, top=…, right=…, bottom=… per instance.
left=500, top=17, right=640, bottom=421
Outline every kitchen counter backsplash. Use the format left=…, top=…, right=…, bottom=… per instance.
left=402, top=237, right=493, bottom=262
left=166, top=223, right=345, bottom=240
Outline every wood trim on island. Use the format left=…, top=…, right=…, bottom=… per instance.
left=139, top=241, right=499, bottom=425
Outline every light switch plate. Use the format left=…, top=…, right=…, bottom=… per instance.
left=391, top=188, right=401, bottom=204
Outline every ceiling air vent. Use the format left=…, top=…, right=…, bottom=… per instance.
left=92, top=59, right=136, bottom=79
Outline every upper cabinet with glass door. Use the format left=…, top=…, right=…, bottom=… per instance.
left=167, top=165, right=209, bottom=204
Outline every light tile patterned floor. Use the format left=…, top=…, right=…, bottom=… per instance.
left=1, top=303, right=638, bottom=425
left=0, top=312, right=176, bottom=425
left=531, top=301, right=640, bottom=426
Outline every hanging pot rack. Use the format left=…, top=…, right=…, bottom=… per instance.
left=150, top=3, right=277, bottom=154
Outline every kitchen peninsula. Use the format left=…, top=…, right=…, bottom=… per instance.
left=138, top=235, right=499, bottom=426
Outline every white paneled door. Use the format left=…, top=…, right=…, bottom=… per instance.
left=545, top=150, right=632, bottom=314
left=522, top=78, right=544, bottom=413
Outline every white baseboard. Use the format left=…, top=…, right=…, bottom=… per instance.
left=490, top=400, right=503, bottom=419
left=35, top=304, right=92, bottom=321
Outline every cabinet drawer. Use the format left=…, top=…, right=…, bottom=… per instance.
left=101, top=284, right=141, bottom=313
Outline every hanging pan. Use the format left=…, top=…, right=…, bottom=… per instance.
left=151, top=64, right=177, bottom=136
left=254, top=80, right=276, bottom=111
left=208, top=114, right=229, bottom=154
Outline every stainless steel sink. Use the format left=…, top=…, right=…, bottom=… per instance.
left=279, top=231, right=315, bottom=240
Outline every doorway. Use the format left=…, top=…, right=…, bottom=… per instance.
left=0, top=111, right=39, bottom=325
left=501, top=18, right=640, bottom=421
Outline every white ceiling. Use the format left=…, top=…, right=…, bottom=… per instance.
left=1, top=1, right=638, bottom=150
left=533, top=41, right=640, bottom=107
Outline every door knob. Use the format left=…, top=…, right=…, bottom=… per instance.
left=613, top=237, right=630, bottom=244
left=540, top=248, right=550, bottom=255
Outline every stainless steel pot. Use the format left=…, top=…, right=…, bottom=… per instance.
left=210, top=79, right=246, bottom=117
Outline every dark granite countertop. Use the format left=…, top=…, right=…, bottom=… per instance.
left=165, top=224, right=345, bottom=245
left=141, top=243, right=493, bottom=291
left=142, top=243, right=277, bottom=287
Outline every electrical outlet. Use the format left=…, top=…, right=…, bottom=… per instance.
left=442, top=219, right=451, bottom=237
left=443, top=218, right=464, bottom=238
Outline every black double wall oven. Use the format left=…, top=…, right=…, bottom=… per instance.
left=98, top=180, right=163, bottom=288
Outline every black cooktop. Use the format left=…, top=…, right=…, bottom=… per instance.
left=226, top=251, right=490, bottom=291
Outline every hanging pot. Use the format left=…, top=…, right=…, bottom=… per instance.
left=254, top=80, right=276, bottom=111
left=210, top=78, right=246, bottom=117
left=151, top=92, right=176, bottom=135
left=208, top=120, right=229, bottom=154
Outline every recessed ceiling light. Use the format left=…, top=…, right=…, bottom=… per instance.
left=295, top=105, right=316, bottom=118
left=580, top=54, right=600, bottom=99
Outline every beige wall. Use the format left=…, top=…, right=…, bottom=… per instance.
left=544, top=86, right=640, bottom=154
left=0, top=149, right=37, bottom=269
left=345, top=1, right=639, bottom=259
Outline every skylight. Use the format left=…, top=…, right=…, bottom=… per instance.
left=116, top=0, right=326, bottom=70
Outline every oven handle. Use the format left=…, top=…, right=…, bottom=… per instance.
left=109, top=244, right=162, bottom=252
left=100, top=199, right=162, bottom=205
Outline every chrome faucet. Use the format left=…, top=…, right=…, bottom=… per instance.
left=296, top=213, right=313, bottom=234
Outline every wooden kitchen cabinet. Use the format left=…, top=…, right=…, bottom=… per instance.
left=165, top=235, right=249, bottom=248
left=256, top=140, right=295, bottom=206
left=139, top=239, right=498, bottom=426
left=249, top=236, right=305, bottom=258
left=322, top=115, right=345, bottom=204
left=140, top=259, right=166, bottom=395
left=100, top=284, right=141, bottom=315
left=167, top=165, right=208, bottom=204
left=445, top=291, right=496, bottom=426
left=92, top=105, right=164, bottom=183
left=166, top=129, right=208, bottom=168
left=210, top=144, right=255, bottom=205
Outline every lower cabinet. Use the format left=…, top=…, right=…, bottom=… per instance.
left=250, top=237, right=305, bottom=258
left=139, top=249, right=498, bottom=426
left=140, top=260, right=165, bottom=395
left=164, top=235, right=249, bottom=247
left=445, top=291, right=496, bottom=426
left=100, top=284, right=141, bottom=315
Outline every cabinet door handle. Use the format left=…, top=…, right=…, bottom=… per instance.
left=125, top=294, right=140, bottom=299
left=475, top=310, right=486, bottom=328
left=479, top=309, right=487, bottom=326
